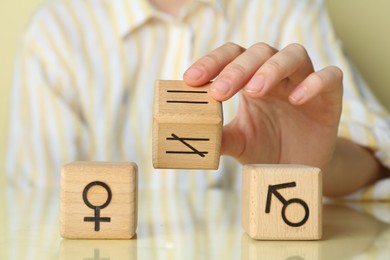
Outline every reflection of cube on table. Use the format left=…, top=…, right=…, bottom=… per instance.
left=60, top=239, right=137, bottom=259
left=152, top=80, right=223, bottom=169
left=60, top=162, right=138, bottom=239
left=241, top=233, right=321, bottom=259
left=242, top=164, right=322, bottom=240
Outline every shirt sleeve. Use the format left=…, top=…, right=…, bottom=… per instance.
left=277, top=0, right=390, bottom=200
left=6, top=9, right=89, bottom=187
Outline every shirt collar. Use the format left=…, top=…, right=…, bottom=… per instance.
left=110, top=0, right=224, bottom=38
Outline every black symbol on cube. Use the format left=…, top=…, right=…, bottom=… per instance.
left=83, top=181, right=112, bottom=231
left=166, top=133, right=209, bottom=157
left=166, top=89, right=209, bottom=104
left=265, top=182, right=309, bottom=227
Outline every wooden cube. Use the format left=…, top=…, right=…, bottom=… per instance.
left=60, top=162, right=138, bottom=239
left=152, top=80, right=223, bottom=169
left=242, top=164, right=322, bottom=240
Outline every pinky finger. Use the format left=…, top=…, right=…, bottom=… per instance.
left=288, top=66, right=343, bottom=105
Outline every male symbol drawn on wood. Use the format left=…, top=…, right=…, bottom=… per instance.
left=242, top=164, right=322, bottom=240
left=265, top=181, right=310, bottom=228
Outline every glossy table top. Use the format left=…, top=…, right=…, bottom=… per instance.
left=1, top=186, right=390, bottom=259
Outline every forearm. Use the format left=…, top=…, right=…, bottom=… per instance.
left=323, top=137, right=388, bottom=198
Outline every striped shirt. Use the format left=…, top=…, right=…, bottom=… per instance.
left=6, top=0, right=390, bottom=199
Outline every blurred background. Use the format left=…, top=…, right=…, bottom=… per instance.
left=1, top=0, right=390, bottom=185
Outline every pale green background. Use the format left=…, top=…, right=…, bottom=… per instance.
left=1, top=0, right=389, bottom=185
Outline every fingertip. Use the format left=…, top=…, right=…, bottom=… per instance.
left=209, top=87, right=227, bottom=102
left=209, top=79, right=232, bottom=101
left=183, top=67, right=207, bottom=86
left=288, top=95, right=303, bottom=105
left=288, top=86, right=307, bottom=105
left=220, top=134, right=228, bottom=155
left=243, top=75, right=265, bottom=94
left=220, top=122, right=244, bottom=159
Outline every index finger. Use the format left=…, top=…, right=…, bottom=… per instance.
left=183, top=42, right=245, bottom=86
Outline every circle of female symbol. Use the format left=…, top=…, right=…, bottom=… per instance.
left=82, top=181, right=112, bottom=231
left=265, top=182, right=309, bottom=227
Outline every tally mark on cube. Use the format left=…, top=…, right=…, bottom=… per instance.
left=166, top=89, right=209, bottom=104
left=166, top=133, right=209, bottom=157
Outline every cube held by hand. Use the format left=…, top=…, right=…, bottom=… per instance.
left=153, top=80, right=223, bottom=169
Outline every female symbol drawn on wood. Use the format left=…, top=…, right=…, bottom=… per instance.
left=83, top=181, right=112, bottom=231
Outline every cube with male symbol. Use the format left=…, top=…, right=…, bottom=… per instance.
left=242, top=164, right=322, bottom=240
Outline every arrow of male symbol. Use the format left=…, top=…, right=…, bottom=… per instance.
left=265, top=181, right=309, bottom=227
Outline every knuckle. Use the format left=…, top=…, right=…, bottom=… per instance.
left=328, top=66, right=343, bottom=81
left=250, top=42, right=277, bottom=57
left=262, top=59, right=282, bottom=75
left=224, top=42, right=245, bottom=53
left=287, top=43, right=308, bottom=56
left=308, top=73, right=325, bottom=87
left=203, top=52, right=221, bottom=67
left=225, top=63, right=247, bottom=80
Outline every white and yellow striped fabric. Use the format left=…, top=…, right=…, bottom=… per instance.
left=6, top=0, right=390, bottom=199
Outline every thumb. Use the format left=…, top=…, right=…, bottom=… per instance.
left=221, top=121, right=245, bottom=160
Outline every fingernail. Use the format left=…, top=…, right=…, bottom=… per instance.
left=245, top=75, right=265, bottom=93
left=211, top=79, right=231, bottom=95
left=184, top=67, right=204, bottom=80
left=290, top=86, right=307, bottom=103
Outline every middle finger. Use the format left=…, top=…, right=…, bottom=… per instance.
left=210, top=42, right=278, bottom=101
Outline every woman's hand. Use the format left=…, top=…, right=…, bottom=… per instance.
left=183, top=42, right=343, bottom=172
